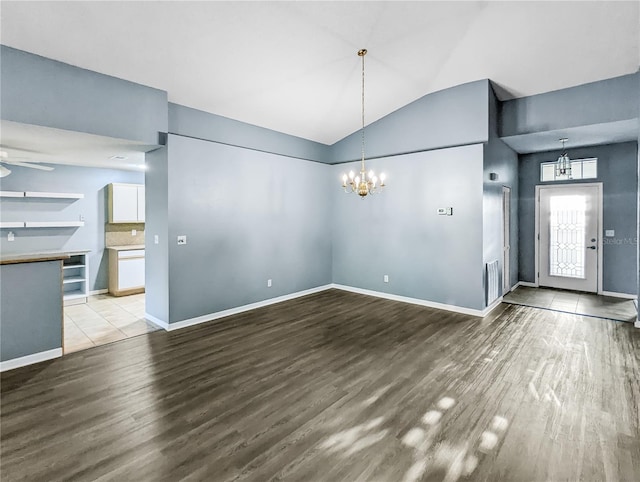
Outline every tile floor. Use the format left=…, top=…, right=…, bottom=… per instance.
left=503, top=285, right=637, bottom=323
left=64, top=293, right=160, bottom=354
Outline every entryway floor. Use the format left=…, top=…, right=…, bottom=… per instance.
left=503, top=286, right=637, bottom=323
left=64, top=293, right=160, bottom=353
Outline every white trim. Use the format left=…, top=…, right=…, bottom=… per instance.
left=600, top=290, right=637, bottom=300
left=144, top=312, right=169, bottom=330
left=332, top=284, right=492, bottom=317
left=149, top=284, right=334, bottom=331
left=483, top=297, right=504, bottom=317
left=517, top=281, right=538, bottom=288
left=89, top=288, right=109, bottom=295
left=0, top=348, right=62, bottom=372
left=146, top=283, right=502, bottom=332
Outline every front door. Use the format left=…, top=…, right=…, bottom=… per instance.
left=538, top=184, right=600, bottom=292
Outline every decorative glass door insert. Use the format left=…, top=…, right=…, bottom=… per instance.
left=548, top=195, right=586, bottom=278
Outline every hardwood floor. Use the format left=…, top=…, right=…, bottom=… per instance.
left=2, top=289, right=639, bottom=481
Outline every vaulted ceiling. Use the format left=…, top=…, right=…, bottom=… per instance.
left=1, top=1, right=639, bottom=145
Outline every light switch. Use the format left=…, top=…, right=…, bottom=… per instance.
left=605, top=230, right=615, bottom=237
left=177, top=235, right=187, bottom=245
left=383, top=274, right=389, bottom=283
left=7, top=231, right=14, bottom=242
left=132, top=229, right=137, bottom=236
left=154, top=235, right=159, bottom=244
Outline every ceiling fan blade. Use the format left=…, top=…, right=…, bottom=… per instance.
left=1, top=160, right=54, bottom=171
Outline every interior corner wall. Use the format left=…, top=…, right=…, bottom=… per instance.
left=330, top=80, right=490, bottom=163
left=500, top=73, right=639, bottom=137
left=0, top=164, right=143, bottom=291
left=145, top=147, right=170, bottom=323
left=518, top=142, right=638, bottom=295
left=0, top=45, right=168, bottom=144
left=332, top=144, right=485, bottom=311
left=165, top=134, right=332, bottom=325
left=483, top=140, right=519, bottom=296
left=168, top=103, right=331, bottom=163
left=484, top=85, right=519, bottom=298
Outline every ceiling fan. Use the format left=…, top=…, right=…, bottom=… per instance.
left=0, top=149, right=54, bottom=177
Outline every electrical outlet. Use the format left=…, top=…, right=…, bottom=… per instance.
left=177, top=235, right=187, bottom=245
left=154, top=234, right=159, bottom=244
left=605, top=230, right=615, bottom=237
left=267, top=279, right=272, bottom=288
left=7, top=231, right=14, bottom=242
left=132, top=229, right=137, bottom=236
left=383, top=274, right=389, bottom=283
left=79, top=214, right=85, bottom=222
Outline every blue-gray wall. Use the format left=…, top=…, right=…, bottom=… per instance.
left=500, top=73, right=639, bottom=138
left=332, top=144, right=485, bottom=310
left=0, top=165, right=144, bottom=291
left=1, top=260, right=62, bottom=361
left=165, top=134, right=332, bottom=324
left=1, top=45, right=168, bottom=145
left=518, top=142, right=638, bottom=295
left=331, top=80, right=489, bottom=163
left=145, top=147, right=169, bottom=323
left=169, top=103, right=331, bottom=163
left=484, top=85, right=519, bottom=295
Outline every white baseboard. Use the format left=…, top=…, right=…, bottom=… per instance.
left=331, top=284, right=492, bottom=317
left=0, top=348, right=62, bottom=372
left=517, top=281, right=538, bottom=288
left=89, top=289, right=109, bottom=295
left=145, top=283, right=507, bottom=334
left=483, top=297, right=504, bottom=316
left=144, top=313, right=168, bottom=330
left=147, top=284, right=334, bottom=331
left=599, top=290, right=637, bottom=300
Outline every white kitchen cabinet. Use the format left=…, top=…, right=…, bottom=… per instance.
left=108, top=248, right=145, bottom=296
left=108, top=183, right=145, bottom=223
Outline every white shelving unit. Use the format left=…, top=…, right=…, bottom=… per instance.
left=63, top=252, right=89, bottom=305
left=0, top=190, right=85, bottom=229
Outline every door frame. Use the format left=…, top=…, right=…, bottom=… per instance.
left=534, top=182, right=603, bottom=293
left=502, top=186, right=511, bottom=293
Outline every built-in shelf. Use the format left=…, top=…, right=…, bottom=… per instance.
left=0, top=221, right=84, bottom=228
left=24, top=221, right=85, bottom=228
left=1, top=191, right=85, bottom=230
left=63, top=263, right=86, bottom=269
left=63, top=253, right=89, bottom=305
left=63, top=276, right=86, bottom=284
left=0, top=222, right=25, bottom=229
left=24, top=191, right=84, bottom=199
left=0, top=190, right=84, bottom=199
left=0, top=191, right=25, bottom=198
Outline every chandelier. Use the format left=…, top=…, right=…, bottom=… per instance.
left=341, top=49, right=386, bottom=197
left=555, top=138, right=572, bottom=178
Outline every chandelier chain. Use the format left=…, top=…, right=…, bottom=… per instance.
left=361, top=50, right=366, bottom=172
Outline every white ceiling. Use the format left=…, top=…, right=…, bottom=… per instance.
left=1, top=1, right=639, bottom=146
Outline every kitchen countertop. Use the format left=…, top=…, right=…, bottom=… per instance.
left=0, top=249, right=90, bottom=265
left=107, top=245, right=145, bottom=251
